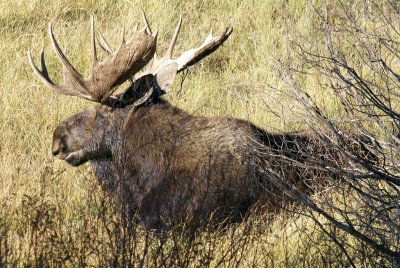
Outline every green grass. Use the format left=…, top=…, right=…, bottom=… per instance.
left=0, top=0, right=397, bottom=266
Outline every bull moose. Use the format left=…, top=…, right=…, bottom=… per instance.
left=28, top=11, right=339, bottom=229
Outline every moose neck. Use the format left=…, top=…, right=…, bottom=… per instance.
left=102, top=107, right=130, bottom=154
left=92, top=100, right=191, bottom=183
left=90, top=106, right=130, bottom=192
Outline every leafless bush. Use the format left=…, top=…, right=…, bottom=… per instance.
left=275, top=0, right=400, bottom=265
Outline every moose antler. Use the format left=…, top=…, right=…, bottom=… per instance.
left=28, top=15, right=157, bottom=103
left=98, top=13, right=232, bottom=105
left=29, top=10, right=232, bottom=106
left=137, top=16, right=233, bottom=75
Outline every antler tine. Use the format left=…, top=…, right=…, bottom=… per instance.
left=141, top=8, right=152, bottom=35
left=165, top=16, right=182, bottom=59
left=28, top=49, right=94, bottom=99
left=39, top=48, right=49, bottom=77
left=28, top=49, right=56, bottom=90
left=48, top=23, right=83, bottom=82
left=97, top=31, right=113, bottom=55
left=90, top=16, right=98, bottom=77
left=119, top=26, right=126, bottom=49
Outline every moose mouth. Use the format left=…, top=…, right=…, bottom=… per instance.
left=62, top=151, right=88, bottom=167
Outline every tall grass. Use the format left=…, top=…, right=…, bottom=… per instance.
left=1, top=0, right=397, bottom=266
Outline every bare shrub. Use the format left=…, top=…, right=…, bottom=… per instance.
left=275, top=0, right=400, bottom=264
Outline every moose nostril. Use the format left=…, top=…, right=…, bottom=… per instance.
left=51, top=143, right=61, bottom=156
left=52, top=147, right=60, bottom=156
left=52, top=139, right=63, bottom=157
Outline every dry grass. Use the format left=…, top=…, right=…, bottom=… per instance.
left=0, top=0, right=397, bottom=266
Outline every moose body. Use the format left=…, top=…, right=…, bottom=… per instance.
left=53, top=99, right=293, bottom=228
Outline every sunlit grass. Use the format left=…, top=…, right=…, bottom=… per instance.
left=0, top=0, right=396, bottom=266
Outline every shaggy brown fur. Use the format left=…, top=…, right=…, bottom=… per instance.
left=53, top=98, right=329, bottom=229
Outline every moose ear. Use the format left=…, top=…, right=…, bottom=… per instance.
left=155, top=62, right=178, bottom=93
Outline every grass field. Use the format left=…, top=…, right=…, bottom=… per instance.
left=1, top=0, right=398, bottom=266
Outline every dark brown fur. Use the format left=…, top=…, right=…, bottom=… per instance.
left=52, top=99, right=312, bottom=228
left=52, top=97, right=374, bottom=229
